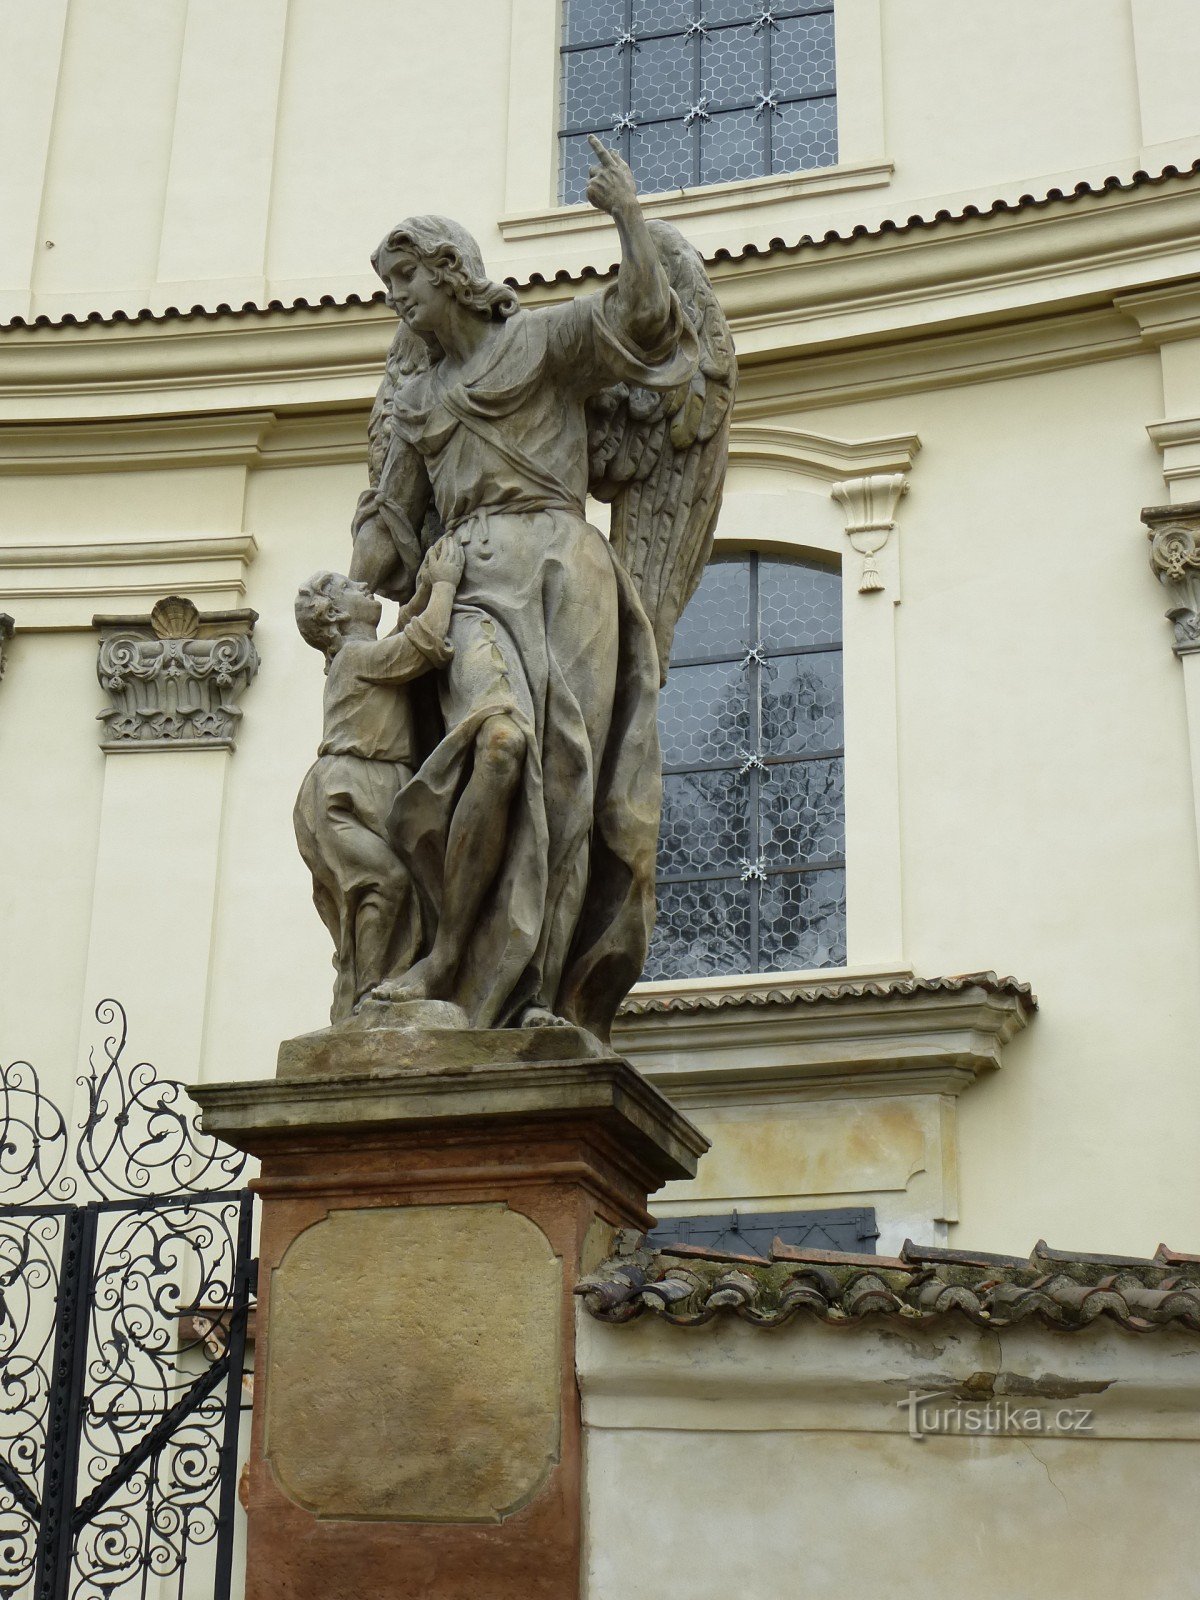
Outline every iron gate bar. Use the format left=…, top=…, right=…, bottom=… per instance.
left=33, top=1205, right=96, bottom=1600
left=212, top=1197, right=256, bottom=1600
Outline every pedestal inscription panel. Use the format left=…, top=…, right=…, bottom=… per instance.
left=264, top=1203, right=561, bottom=1522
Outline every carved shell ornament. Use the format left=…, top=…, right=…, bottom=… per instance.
left=150, top=594, right=202, bottom=639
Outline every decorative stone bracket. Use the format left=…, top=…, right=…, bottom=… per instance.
left=1142, top=502, right=1200, bottom=655
left=831, top=472, right=909, bottom=593
left=0, top=614, right=13, bottom=678
left=93, top=595, right=259, bottom=752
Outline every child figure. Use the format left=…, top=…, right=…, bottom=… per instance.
left=293, top=536, right=463, bottom=1020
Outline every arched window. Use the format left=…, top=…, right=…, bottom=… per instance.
left=644, top=551, right=846, bottom=980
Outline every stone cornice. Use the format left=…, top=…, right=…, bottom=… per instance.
left=726, top=424, right=920, bottom=482
left=2, top=170, right=1200, bottom=422
left=612, top=972, right=1035, bottom=1106
left=498, top=159, right=896, bottom=241
left=0, top=411, right=368, bottom=473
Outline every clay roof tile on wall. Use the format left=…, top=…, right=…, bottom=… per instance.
left=577, top=1236, right=1200, bottom=1334
left=4, top=159, right=1199, bottom=332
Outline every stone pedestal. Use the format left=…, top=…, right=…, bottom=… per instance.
left=192, top=1015, right=706, bottom=1600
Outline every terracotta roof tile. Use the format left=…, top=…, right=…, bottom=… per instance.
left=577, top=1237, right=1200, bottom=1334
left=619, top=971, right=1037, bottom=1017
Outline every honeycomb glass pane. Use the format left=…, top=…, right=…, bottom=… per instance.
left=659, top=769, right=751, bottom=879
left=760, top=652, right=843, bottom=755
left=629, top=118, right=695, bottom=193
left=635, top=0, right=695, bottom=31
left=701, top=23, right=763, bottom=109
left=772, top=95, right=838, bottom=173
left=645, top=878, right=752, bottom=979
left=564, top=0, right=627, bottom=44
left=760, top=759, right=845, bottom=865
left=671, top=556, right=751, bottom=660
left=562, top=45, right=626, bottom=131
left=759, top=557, right=841, bottom=648
left=701, top=106, right=765, bottom=184
left=771, top=12, right=836, bottom=98
left=559, top=133, right=599, bottom=204
left=659, top=660, right=751, bottom=766
left=701, top=2, right=760, bottom=22
left=759, top=868, right=847, bottom=971
left=631, top=33, right=693, bottom=119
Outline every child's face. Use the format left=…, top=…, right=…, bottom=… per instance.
left=333, top=577, right=383, bottom=631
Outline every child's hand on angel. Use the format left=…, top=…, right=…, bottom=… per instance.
left=421, top=535, right=466, bottom=590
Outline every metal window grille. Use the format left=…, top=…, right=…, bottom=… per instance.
left=559, top=0, right=837, bottom=204
left=644, top=552, right=846, bottom=980
left=646, top=1207, right=878, bottom=1257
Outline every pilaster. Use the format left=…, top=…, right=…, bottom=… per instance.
left=1142, top=501, right=1200, bottom=866
left=73, top=595, right=260, bottom=1098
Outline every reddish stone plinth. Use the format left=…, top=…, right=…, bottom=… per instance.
left=193, top=1022, right=706, bottom=1600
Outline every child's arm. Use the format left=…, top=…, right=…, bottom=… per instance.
left=358, top=538, right=463, bottom=685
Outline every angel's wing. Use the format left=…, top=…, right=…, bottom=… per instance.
left=587, top=219, right=736, bottom=684
left=366, top=319, right=431, bottom=488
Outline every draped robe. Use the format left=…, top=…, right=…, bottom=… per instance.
left=381, top=284, right=698, bottom=1038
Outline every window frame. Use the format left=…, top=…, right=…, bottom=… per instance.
left=649, top=549, right=847, bottom=980
left=556, top=1, right=839, bottom=204
left=500, top=0, right=890, bottom=242
left=630, top=456, right=914, bottom=999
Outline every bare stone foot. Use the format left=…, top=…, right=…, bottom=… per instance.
left=516, top=1003, right=572, bottom=1029
left=372, top=954, right=453, bottom=1005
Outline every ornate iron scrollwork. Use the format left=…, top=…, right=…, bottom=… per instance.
left=0, top=1002, right=254, bottom=1600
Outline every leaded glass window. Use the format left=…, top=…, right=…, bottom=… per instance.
left=559, top=1, right=837, bottom=204
left=644, top=552, right=847, bottom=980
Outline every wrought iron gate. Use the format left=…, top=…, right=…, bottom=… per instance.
left=0, top=1001, right=255, bottom=1600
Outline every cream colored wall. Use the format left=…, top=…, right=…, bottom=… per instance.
left=785, top=353, right=1200, bottom=1254
left=578, top=1309, right=1200, bottom=1600
left=3, top=2, right=1200, bottom=1252
left=5, top=0, right=1200, bottom=320
left=3, top=335, right=1196, bottom=1251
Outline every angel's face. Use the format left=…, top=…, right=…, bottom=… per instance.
left=385, top=255, right=445, bottom=339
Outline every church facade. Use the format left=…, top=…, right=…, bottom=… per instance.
left=3, top=2, right=1200, bottom=1594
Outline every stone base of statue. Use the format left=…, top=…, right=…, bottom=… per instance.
left=192, top=1007, right=707, bottom=1600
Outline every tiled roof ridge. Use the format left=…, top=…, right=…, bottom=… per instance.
left=4, top=157, right=1198, bottom=333
left=576, top=1235, right=1200, bottom=1334
left=618, top=971, right=1037, bottom=1017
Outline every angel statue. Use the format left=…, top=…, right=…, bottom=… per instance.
left=339, top=135, right=735, bottom=1042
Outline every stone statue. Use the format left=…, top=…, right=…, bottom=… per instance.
left=293, top=542, right=463, bottom=1020
left=303, top=136, right=734, bottom=1041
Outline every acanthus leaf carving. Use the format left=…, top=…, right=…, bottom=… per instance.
left=93, top=597, right=259, bottom=751
left=1141, top=502, right=1200, bottom=656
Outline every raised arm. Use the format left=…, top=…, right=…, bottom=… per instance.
left=586, top=134, right=672, bottom=352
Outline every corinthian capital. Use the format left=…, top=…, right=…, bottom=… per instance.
left=1142, top=502, right=1200, bottom=656
left=93, top=595, right=259, bottom=752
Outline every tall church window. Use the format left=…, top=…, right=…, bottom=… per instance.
left=644, top=552, right=846, bottom=980
left=559, top=1, right=838, bottom=205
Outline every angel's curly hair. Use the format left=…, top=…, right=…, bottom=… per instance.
left=372, top=215, right=519, bottom=321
